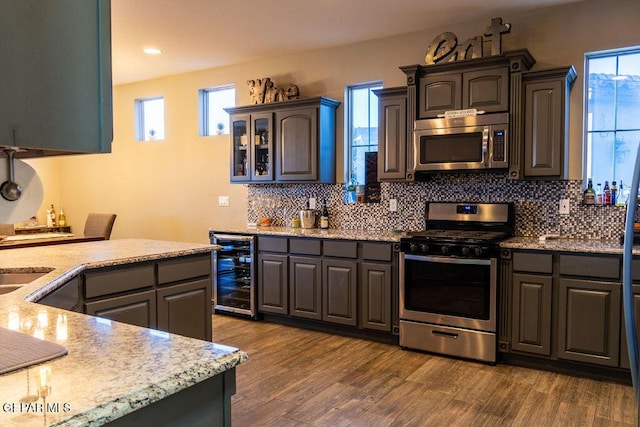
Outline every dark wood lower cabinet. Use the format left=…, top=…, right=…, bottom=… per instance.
left=361, top=262, right=392, bottom=331
left=157, top=278, right=212, bottom=341
left=557, top=278, right=621, bottom=367
left=289, top=256, right=322, bottom=320
left=39, top=253, right=214, bottom=342
left=85, top=290, right=157, bottom=329
left=511, top=273, right=552, bottom=356
left=323, top=259, right=357, bottom=326
left=620, top=285, right=640, bottom=369
left=257, top=253, right=288, bottom=315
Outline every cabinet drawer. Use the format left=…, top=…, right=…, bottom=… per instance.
left=559, top=255, right=620, bottom=280
left=258, top=237, right=288, bottom=253
left=323, top=240, right=358, bottom=258
left=85, top=264, right=155, bottom=299
left=158, top=254, right=211, bottom=285
left=362, top=243, right=392, bottom=261
left=513, top=252, right=552, bottom=274
left=289, top=238, right=321, bottom=255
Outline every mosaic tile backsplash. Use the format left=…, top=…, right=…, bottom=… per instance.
left=247, top=172, right=626, bottom=239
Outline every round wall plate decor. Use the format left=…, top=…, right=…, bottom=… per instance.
left=0, top=159, right=44, bottom=224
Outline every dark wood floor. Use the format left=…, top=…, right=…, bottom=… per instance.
left=212, top=315, right=637, bottom=426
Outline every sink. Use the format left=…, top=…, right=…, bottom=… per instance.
left=0, top=269, right=53, bottom=295
left=0, top=272, right=49, bottom=285
left=0, top=285, right=23, bottom=295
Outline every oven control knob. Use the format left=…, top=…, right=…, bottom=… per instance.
left=474, top=247, right=484, bottom=257
left=440, top=245, right=450, bottom=255
left=409, top=243, right=419, bottom=252
left=419, top=243, right=428, bottom=253
left=461, top=246, right=470, bottom=256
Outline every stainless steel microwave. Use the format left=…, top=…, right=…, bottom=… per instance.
left=413, top=112, right=509, bottom=172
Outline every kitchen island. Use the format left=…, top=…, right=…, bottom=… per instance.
left=0, top=239, right=247, bottom=427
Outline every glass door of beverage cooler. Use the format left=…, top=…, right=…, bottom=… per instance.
left=212, top=234, right=256, bottom=317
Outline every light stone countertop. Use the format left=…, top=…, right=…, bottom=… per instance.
left=501, top=236, right=640, bottom=255
left=0, top=239, right=247, bottom=427
left=210, top=226, right=405, bottom=242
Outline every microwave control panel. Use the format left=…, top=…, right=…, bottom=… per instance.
left=492, top=130, right=506, bottom=162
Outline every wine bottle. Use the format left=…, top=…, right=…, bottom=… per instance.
left=582, top=178, right=595, bottom=205
left=611, top=181, right=617, bottom=205
left=603, top=181, right=611, bottom=206
left=596, top=183, right=603, bottom=206
left=58, top=206, right=67, bottom=227
left=320, top=199, right=329, bottom=229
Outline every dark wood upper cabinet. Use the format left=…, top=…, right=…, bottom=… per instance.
left=374, top=87, right=410, bottom=181
left=520, top=67, right=577, bottom=179
left=226, top=97, right=339, bottom=184
left=275, top=108, right=318, bottom=181
left=417, top=67, right=508, bottom=119
left=0, top=0, right=113, bottom=157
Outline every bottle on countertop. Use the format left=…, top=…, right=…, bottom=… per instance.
left=58, top=206, right=67, bottom=227
left=320, top=199, right=329, bottom=229
left=611, top=181, right=618, bottom=206
left=603, top=181, right=611, bottom=206
left=47, top=204, right=56, bottom=227
left=596, top=183, right=603, bottom=206
left=583, top=178, right=595, bottom=205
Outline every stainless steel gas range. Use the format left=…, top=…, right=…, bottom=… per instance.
left=399, top=202, right=514, bottom=363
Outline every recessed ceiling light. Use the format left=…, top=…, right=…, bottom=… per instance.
left=143, top=48, right=162, bottom=55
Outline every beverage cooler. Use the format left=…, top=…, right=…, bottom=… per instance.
left=209, top=231, right=257, bottom=318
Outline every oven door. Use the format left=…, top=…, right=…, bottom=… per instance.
left=399, top=253, right=497, bottom=332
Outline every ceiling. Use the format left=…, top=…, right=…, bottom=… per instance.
left=110, top=0, right=582, bottom=85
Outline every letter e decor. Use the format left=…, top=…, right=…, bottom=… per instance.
left=424, top=17, right=511, bottom=65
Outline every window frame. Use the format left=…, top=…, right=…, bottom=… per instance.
left=345, top=81, right=383, bottom=186
left=199, top=84, right=236, bottom=137
left=134, top=95, right=165, bottom=141
left=583, top=46, right=640, bottom=188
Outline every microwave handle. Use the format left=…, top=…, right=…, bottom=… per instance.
left=482, top=126, right=489, bottom=166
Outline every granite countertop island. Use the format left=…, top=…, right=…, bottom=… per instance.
left=0, top=239, right=247, bottom=427
left=210, top=226, right=405, bottom=242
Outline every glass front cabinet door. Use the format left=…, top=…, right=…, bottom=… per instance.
left=251, top=113, right=273, bottom=181
left=230, top=114, right=250, bottom=182
left=229, top=112, right=273, bottom=182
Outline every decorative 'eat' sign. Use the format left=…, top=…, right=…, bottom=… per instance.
left=424, top=17, right=511, bottom=65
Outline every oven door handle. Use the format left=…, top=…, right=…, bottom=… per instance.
left=403, top=253, right=492, bottom=266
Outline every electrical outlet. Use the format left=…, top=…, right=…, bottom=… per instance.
left=309, top=197, right=317, bottom=210
left=389, top=199, right=398, bottom=212
left=218, top=196, right=230, bottom=207
left=559, top=198, right=570, bottom=215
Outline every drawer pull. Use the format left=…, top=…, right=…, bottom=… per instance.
left=432, top=330, right=459, bottom=339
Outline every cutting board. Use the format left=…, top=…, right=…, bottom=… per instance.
left=0, top=327, right=68, bottom=375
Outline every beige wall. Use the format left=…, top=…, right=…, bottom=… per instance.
left=24, top=0, right=640, bottom=243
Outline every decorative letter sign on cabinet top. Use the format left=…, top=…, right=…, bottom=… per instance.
left=0, top=0, right=113, bottom=158
left=226, top=97, right=340, bottom=184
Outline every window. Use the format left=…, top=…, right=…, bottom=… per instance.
left=134, top=96, right=165, bottom=141
left=585, top=47, right=640, bottom=197
left=347, top=82, right=382, bottom=186
left=199, top=85, right=236, bottom=136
